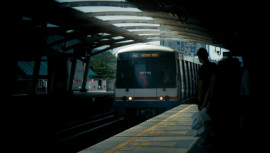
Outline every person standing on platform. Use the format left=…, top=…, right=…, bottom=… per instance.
left=208, top=52, right=242, bottom=152
left=196, top=48, right=216, bottom=110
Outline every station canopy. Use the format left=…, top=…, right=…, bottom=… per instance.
left=9, top=0, right=248, bottom=57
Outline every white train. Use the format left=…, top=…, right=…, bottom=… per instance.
left=114, top=44, right=200, bottom=117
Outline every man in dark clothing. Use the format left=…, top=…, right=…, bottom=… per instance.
left=196, top=48, right=216, bottom=110
left=208, top=52, right=242, bottom=152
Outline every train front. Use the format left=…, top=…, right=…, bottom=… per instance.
left=114, top=50, right=179, bottom=117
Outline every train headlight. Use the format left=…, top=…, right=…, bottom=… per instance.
left=159, top=96, right=164, bottom=101
left=128, top=96, right=133, bottom=101
left=165, top=96, right=169, bottom=101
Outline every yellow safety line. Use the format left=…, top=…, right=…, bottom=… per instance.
left=106, top=104, right=194, bottom=153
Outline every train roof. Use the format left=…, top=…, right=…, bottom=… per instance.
left=117, top=44, right=175, bottom=54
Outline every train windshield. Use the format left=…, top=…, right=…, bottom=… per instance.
left=134, top=60, right=156, bottom=88
left=116, top=60, right=134, bottom=88
left=116, top=51, right=176, bottom=88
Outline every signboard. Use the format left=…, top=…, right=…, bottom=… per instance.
left=131, top=52, right=159, bottom=58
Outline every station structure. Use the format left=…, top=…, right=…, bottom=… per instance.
left=2, top=1, right=267, bottom=153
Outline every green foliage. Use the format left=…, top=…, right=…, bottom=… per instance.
left=90, top=54, right=116, bottom=79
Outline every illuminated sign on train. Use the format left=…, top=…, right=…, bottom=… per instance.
left=131, top=52, right=159, bottom=58
left=132, top=53, right=138, bottom=58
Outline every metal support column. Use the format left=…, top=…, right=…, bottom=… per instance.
left=80, top=56, right=91, bottom=92
left=68, top=57, right=77, bottom=93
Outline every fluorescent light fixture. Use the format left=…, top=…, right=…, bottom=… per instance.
left=72, top=6, right=140, bottom=13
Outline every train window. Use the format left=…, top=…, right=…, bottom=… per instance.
left=116, top=52, right=176, bottom=89
left=134, top=60, right=156, bottom=88
left=157, top=59, right=176, bottom=88
left=116, top=60, right=134, bottom=88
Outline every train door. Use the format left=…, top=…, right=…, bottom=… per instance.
left=134, top=60, right=157, bottom=100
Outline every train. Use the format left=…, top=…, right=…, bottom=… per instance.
left=114, top=44, right=201, bottom=117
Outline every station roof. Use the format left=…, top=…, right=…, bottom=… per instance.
left=6, top=0, right=264, bottom=58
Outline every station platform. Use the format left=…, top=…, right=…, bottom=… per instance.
left=79, top=104, right=201, bottom=153
left=73, top=91, right=114, bottom=98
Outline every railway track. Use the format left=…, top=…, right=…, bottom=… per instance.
left=52, top=111, right=125, bottom=152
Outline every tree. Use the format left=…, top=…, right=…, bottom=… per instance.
left=90, top=53, right=116, bottom=79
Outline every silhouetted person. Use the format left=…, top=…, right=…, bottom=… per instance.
left=208, top=52, right=242, bottom=152
left=196, top=48, right=216, bottom=110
